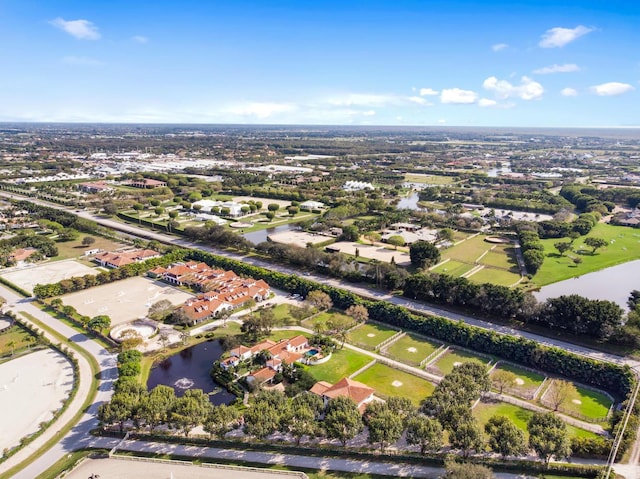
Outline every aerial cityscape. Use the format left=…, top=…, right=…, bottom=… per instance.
left=0, top=2, right=639, bottom=479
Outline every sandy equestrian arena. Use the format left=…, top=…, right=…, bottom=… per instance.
left=0, top=348, right=74, bottom=452
left=267, top=230, right=330, bottom=247
left=0, top=260, right=98, bottom=295
left=61, top=276, right=194, bottom=326
left=65, top=457, right=304, bottom=479
left=327, top=242, right=412, bottom=265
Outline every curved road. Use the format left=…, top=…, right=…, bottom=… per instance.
left=0, top=192, right=638, bottom=478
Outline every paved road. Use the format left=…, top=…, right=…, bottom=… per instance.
left=0, top=285, right=117, bottom=479
left=1, top=192, right=638, bottom=477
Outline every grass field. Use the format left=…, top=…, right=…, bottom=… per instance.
left=301, top=310, right=351, bottom=330
left=430, top=260, right=475, bottom=277
left=558, top=385, right=613, bottom=421
left=480, top=247, right=519, bottom=270
left=270, top=304, right=291, bottom=322
left=472, top=400, right=599, bottom=439
left=348, top=322, right=398, bottom=350
left=0, top=325, right=36, bottom=355
left=353, top=363, right=435, bottom=405
left=267, top=330, right=311, bottom=343
left=432, top=348, right=491, bottom=376
left=442, top=235, right=491, bottom=263
left=306, top=348, right=372, bottom=384
left=404, top=173, right=457, bottom=185
left=491, top=363, right=545, bottom=397
left=383, top=334, right=441, bottom=365
left=534, top=223, right=640, bottom=286
left=50, top=235, right=125, bottom=263
left=467, top=267, right=521, bottom=286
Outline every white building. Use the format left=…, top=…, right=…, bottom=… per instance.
left=343, top=181, right=374, bottom=191
left=192, top=199, right=245, bottom=217
left=299, top=200, right=326, bottom=211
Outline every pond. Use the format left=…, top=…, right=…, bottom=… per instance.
left=487, top=161, right=512, bottom=177
left=147, top=339, right=236, bottom=405
left=242, top=223, right=298, bottom=244
left=396, top=192, right=424, bottom=211
left=533, top=259, right=640, bottom=310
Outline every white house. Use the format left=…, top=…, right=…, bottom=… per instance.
left=343, top=181, right=374, bottom=191
left=299, top=200, right=326, bottom=211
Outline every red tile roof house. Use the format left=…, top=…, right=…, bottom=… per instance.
left=310, top=377, right=375, bottom=412
left=78, top=181, right=114, bottom=194
left=225, top=336, right=310, bottom=378
left=94, top=249, right=160, bottom=268
left=10, top=247, right=38, bottom=265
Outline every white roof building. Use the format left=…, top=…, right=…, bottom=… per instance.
left=343, top=181, right=374, bottom=191
left=299, top=200, right=326, bottom=210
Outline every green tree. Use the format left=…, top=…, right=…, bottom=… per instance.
left=367, top=409, right=404, bottom=451
left=387, top=235, right=405, bottom=250
left=545, top=379, right=578, bottom=412
left=306, top=290, right=333, bottom=310
left=203, top=404, right=240, bottom=439
left=267, top=203, right=280, bottom=212
left=148, top=299, right=174, bottom=321
left=88, top=315, right=111, bottom=332
left=280, top=403, right=317, bottom=445
left=553, top=241, right=572, bottom=256
left=171, top=389, right=211, bottom=437
left=364, top=231, right=381, bottom=245
left=484, top=415, right=527, bottom=458
left=324, top=396, right=363, bottom=446
left=81, top=236, right=96, bottom=247
left=244, top=400, right=283, bottom=439
left=584, top=237, right=608, bottom=254
left=449, top=419, right=485, bottom=458
left=491, top=369, right=517, bottom=394
left=345, top=304, right=369, bottom=323
left=409, top=240, right=441, bottom=268
left=405, top=414, right=443, bottom=454
left=265, top=211, right=276, bottom=221
left=527, top=412, right=571, bottom=464
left=138, top=385, right=176, bottom=432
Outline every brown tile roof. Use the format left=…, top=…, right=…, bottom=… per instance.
left=10, top=247, right=37, bottom=262
left=310, top=381, right=333, bottom=396
left=249, top=367, right=276, bottom=383
left=321, top=377, right=374, bottom=405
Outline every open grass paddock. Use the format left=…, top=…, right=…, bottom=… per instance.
left=348, top=322, right=398, bottom=350
left=432, top=348, right=491, bottom=376
left=430, top=260, right=475, bottom=277
left=491, top=362, right=545, bottom=397
left=383, top=333, right=441, bottom=365
left=472, top=400, right=599, bottom=439
left=306, top=347, right=371, bottom=384
left=442, top=235, right=491, bottom=263
left=467, top=267, right=521, bottom=286
left=534, top=223, right=640, bottom=286
left=353, top=362, right=436, bottom=405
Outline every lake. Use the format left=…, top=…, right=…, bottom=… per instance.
left=147, top=339, right=236, bottom=405
left=533, top=259, right=640, bottom=310
left=242, top=223, right=297, bottom=244
left=396, top=192, right=423, bottom=211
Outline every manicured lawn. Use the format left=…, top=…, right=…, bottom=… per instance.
left=432, top=348, right=491, bottom=376
left=348, top=322, right=398, bottom=350
left=404, top=173, right=456, bottom=185
left=473, top=400, right=599, bottom=439
left=0, top=324, right=37, bottom=355
left=384, top=334, right=441, bottom=365
left=354, top=363, right=436, bottom=405
left=534, top=223, right=640, bottom=286
left=301, top=310, right=350, bottom=331
left=267, top=330, right=311, bottom=343
left=307, top=348, right=372, bottom=384
left=442, top=235, right=492, bottom=263
left=270, top=304, right=290, bottom=322
left=50, top=235, right=125, bottom=263
left=430, top=260, right=475, bottom=277
left=467, top=267, right=521, bottom=286
left=561, top=385, right=613, bottom=421
left=479, top=248, right=518, bottom=270
left=491, top=362, right=545, bottom=397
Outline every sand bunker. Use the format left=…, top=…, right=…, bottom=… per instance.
left=572, top=399, right=583, bottom=405
left=407, top=347, right=417, bottom=353
left=514, top=378, right=525, bottom=385
left=392, top=380, right=403, bottom=387
left=453, top=361, right=463, bottom=367
left=367, top=333, right=375, bottom=337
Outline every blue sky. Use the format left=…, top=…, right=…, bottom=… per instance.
left=1, top=0, right=639, bottom=126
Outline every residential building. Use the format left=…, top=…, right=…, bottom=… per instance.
left=310, top=377, right=375, bottom=412
left=94, top=249, right=161, bottom=268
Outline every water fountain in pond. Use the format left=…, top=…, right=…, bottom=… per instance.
left=174, top=377, right=195, bottom=389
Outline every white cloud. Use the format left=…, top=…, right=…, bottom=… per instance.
left=561, top=87, right=579, bottom=97
left=362, top=110, right=376, bottom=116
left=590, top=82, right=635, bottom=96
left=419, top=88, right=439, bottom=96
left=533, top=63, right=580, bottom=74
left=132, top=35, right=149, bottom=44
left=226, top=102, right=296, bottom=118
left=440, top=88, right=478, bottom=104
left=492, top=43, right=508, bottom=52
left=49, top=17, right=100, bottom=40
left=539, top=25, right=593, bottom=48
left=483, top=76, right=544, bottom=100
left=408, top=96, right=434, bottom=106
left=62, top=56, right=105, bottom=66
left=478, top=98, right=497, bottom=107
